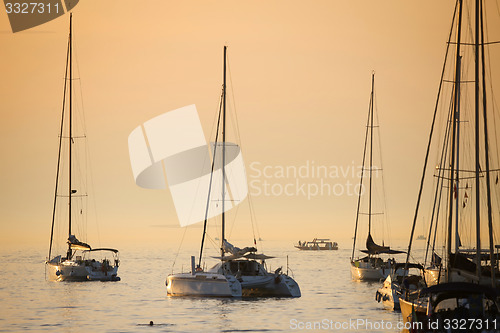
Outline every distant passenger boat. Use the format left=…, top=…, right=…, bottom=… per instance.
left=295, top=238, right=338, bottom=250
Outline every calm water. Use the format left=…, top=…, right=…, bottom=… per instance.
left=0, top=241, right=415, bottom=332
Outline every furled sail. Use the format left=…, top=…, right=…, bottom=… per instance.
left=223, top=240, right=257, bottom=257
left=361, top=233, right=404, bottom=255
left=67, top=235, right=91, bottom=251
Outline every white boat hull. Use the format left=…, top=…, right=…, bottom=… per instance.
left=46, top=255, right=120, bottom=282
left=376, top=276, right=401, bottom=310
left=46, top=261, right=89, bottom=281
left=86, top=266, right=120, bottom=281
left=166, top=272, right=242, bottom=297
left=376, top=286, right=398, bottom=310
left=240, top=274, right=301, bottom=297
left=211, top=260, right=301, bottom=297
left=350, top=262, right=388, bottom=281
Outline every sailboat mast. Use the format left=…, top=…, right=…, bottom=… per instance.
left=447, top=0, right=463, bottom=281
left=474, top=0, right=482, bottom=281
left=221, top=45, right=227, bottom=259
left=67, top=13, right=73, bottom=259
left=48, top=30, right=71, bottom=261
left=368, top=72, right=374, bottom=234
left=479, top=0, right=496, bottom=288
left=351, top=95, right=371, bottom=260
left=455, top=56, right=461, bottom=254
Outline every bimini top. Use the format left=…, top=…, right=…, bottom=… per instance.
left=392, top=263, right=424, bottom=271
left=421, top=282, right=499, bottom=299
left=361, top=233, right=405, bottom=255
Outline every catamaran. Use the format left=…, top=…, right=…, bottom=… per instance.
left=163, top=46, right=300, bottom=297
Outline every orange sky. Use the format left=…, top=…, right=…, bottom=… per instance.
left=1, top=1, right=499, bottom=251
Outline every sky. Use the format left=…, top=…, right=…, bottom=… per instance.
left=1, top=1, right=499, bottom=252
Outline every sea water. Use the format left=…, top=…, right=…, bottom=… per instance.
left=0, top=241, right=419, bottom=332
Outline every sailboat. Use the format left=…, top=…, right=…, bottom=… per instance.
left=45, top=14, right=119, bottom=282
left=166, top=46, right=300, bottom=297
left=350, top=73, right=404, bottom=281
left=400, top=0, right=500, bottom=327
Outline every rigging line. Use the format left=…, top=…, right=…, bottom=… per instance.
left=425, top=98, right=454, bottom=266
left=207, top=85, right=224, bottom=152
left=226, top=53, right=243, bottom=147
left=350, top=77, right=372, bottom=260
left=70, top=39, right=96, bottom=246
left=198, top=92, right=223, bottom=268
left=171, top=226, right=188, bottom=274
left=248, top=194, right=261, bottom=250
left=48, top=33, right=71, bottom=261
left=404, top=0, right=458, bottom=273
left=181, top=102, right=222, bottom=228
left=227, top=51, right=260, bottom=248
left=227, top=201, right=242, bottom=240
left=373, top=84, right=391, bottom=245
left=227, top=53, right=254, bottom=243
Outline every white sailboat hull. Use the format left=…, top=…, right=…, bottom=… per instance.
left=46, top=260, right=120, bottom=282
left=46, top=261, right=88, bottom=281
left=86, top=266, right=120, bottom=281
left=240, top=274, right=301, bottom=297
left=166, top=272, right=242, bottom=297
left=211, top=260, right=301, bottom=297
left=376, top=276, right=400, bottom=310
left=376, top=286, right=399, bottom=310
left=350, top=262, right=388, bottom=281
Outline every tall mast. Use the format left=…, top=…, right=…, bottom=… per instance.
left=221, top=45, right=227, bottom=259
left=368, top=72, right=374, bottom=234
left=479, top=0, right=496, bottom=288
left=447, top=0, right=463, bottom=282
left=48, top=23, right=71, bottom=261
left=474, top=0, right=482, bottom=281
left=455, top=56, right=461, bottom=254
left=67, top=13, right=73, bottom=260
